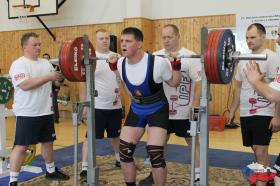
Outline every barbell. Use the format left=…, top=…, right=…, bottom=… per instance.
left=58, top=29, right=267, bottom=84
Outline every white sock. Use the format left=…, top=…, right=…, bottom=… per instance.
left=9, top=171, right=19, bottom=183
left=82, top=162, right=88, bottom=171
left=115, top=153, right=120, bottom=162
left=46, top=162, right=55, bottom=173
left=195, top=167, right=200, bottom=180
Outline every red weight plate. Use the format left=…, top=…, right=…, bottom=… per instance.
left=204, top=30, right=217, bottom=82
left=59, top=37, right=96, bottom=82
left=59, top=40, right=76, bottom=81
left=67, top=37, right=96, bottom=81
left=59, top=41, right=70, bottom=79
left=204, top=31, right=212, bottom=81
left=63, top=42, right=77, bottom=81
left=211, top=30, right=223, bottom=83
left=68, top=37, right=85, bottom=81
left=209, top=30, right=220, bottom=83
left=62, top=41, right=75, bottom=81
left=64, top=40, right=78, bottom=81
left=206, top=30, right=219, bottom=83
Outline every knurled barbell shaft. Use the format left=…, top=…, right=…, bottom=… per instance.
left=156, top=54, right=201, bottom=59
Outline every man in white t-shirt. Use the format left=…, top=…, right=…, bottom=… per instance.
left=140, top=24, right=202, bottom=185
left=108, top=27, right=181, bottom=186
left=228, top=23, right=280, bottom=186
left=244, top=24, right=280, bottom=186
left=8, top=32, right=69, bottom=186
left=79, top=29, right=123, bottom=181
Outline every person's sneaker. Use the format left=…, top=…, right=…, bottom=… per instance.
left=9, top=182, right=18, bottom=186
left=267, top=180, right=275, bottom=186
left=115, top=160, right=121, bottom=168
left=194, top=178, right=200, bottom=185
left=139, top=172, right=154, bottom=186
left=45, top=167, right=70, bottom=181
left=80, top=170, right=87, bottom=182
left=80, top=170, right=87, bottom=178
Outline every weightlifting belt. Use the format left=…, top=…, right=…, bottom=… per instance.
left=132, top=88, right=165, bottom=104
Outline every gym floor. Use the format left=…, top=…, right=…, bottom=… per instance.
left=5, top=116, right=280, bottom=156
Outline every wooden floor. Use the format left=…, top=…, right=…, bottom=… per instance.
left=5, top=115, right=280, bottom=156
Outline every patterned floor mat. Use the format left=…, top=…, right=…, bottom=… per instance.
left=20, top=155, right=249, bottom=186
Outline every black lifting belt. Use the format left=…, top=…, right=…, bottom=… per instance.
left=132, top=88, right=165, bottom=104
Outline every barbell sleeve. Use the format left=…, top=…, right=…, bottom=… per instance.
left=229, top=51, right=268, bottom=61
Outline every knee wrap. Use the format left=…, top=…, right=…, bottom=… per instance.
left=119, top=139, right=136, bottom=163
left=146, top=145, right=166, bottom=168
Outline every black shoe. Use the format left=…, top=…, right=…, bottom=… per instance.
left=115, top=160, right=121, bottom=168
left=80, top=170, right=87, bottom=179
left=9, top=182, right=18, bottom=186
left=45, top=167, right=70, bottom=181
left=139, top=172, right=154, bottom=186
left=194, top=178, right=200, bottom=185
left=267, top=180, right=275, bottom=186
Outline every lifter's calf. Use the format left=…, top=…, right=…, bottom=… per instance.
left=41, top=142, right=54, bottom=163
left=253, top=145, right=269, bottom=166
left=10, top=145, right=28, bottom=172
left=9, top=145, right=28, bottom=185
left=147, top=145, right=167, bottom=186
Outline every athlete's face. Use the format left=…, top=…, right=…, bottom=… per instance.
left=162, top=26, right=180, bottom=52
left=246, top=26, right=265, bottom=51
left=120, top=34, right=142, bottom=57
left=23, top=37, right=41, bottom=59
left=96, top=31, right=110, bottom=52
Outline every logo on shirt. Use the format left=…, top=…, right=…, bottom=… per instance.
left=274, top=74, right=280, bottom=83
left=113, top=88, right=120, bottom=105
left=134, top=89, right=142, bottom=96
left=248, top=94, right=271, bottom=114
left=14, top=73, right=25, bottom=81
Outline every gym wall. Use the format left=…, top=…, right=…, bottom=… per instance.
left=0, top=14, right=277, bottom=117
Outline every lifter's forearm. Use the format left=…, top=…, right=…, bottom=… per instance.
left=166, top=70, right=181, bottom=87
left=19, top=75, right=52, bottom=90
left=229, top=82, right=241, bottom=115
left=252, top=81, right=280, bottom=102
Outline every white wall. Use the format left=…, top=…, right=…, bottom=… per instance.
left=0, top=0, right=279, bottom=31
left=151, top=0, right=280, bottom=19
left=0, top=0, right=126, bottom=31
